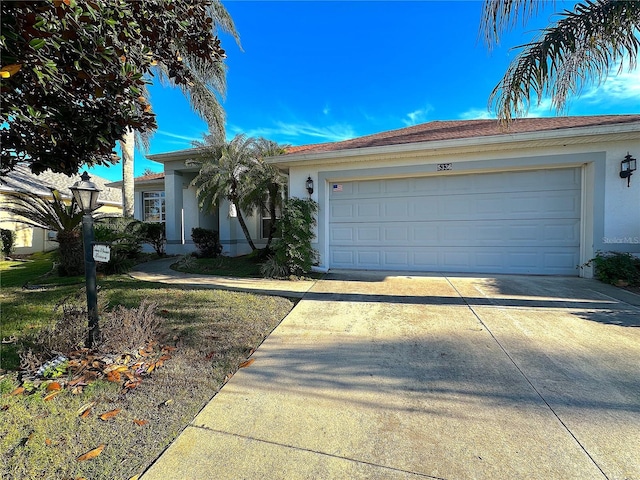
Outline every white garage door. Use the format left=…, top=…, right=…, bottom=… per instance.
left=329, top=168, right=581, bottom=275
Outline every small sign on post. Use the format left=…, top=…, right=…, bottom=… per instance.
left=92, top=244, right=111, bottom=263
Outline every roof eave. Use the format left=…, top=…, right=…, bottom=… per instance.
left=146, top=148, right=201, bottom=164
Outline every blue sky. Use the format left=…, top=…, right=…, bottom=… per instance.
left=88, top=1, right=640, bottom=182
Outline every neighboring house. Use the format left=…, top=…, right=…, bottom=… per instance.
left=0, top=166, right=123, bottom=255
left=139, top=115, right=640, bottom=277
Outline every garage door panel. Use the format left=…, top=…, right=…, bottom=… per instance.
left=328, top=168, right=581, bottom=275
left=330, top=246, right=581, bottom=274
left=329, top=219, right=580, bottom=247
left=331, top=203, right=353, bottom=218
left=331, top=191, right=580, bottom=223
left=357, top=227, right=380, bottom=242
left=330, top=170, right=581, bottom=201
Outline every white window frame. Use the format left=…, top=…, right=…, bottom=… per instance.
left=142, top=191, right=165, bottom=223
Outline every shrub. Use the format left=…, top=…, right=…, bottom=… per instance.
left=585, top=251, right=640, bottom=286
left=140, top=222, right=166, bottom=256
left=97, top=299, right=161, bottom=354
left=19, top=299, right=162, bottom=374
left=94, top=217, right=144, bottom=273
left=191, top=227, right=222, bottom=258
left=260, top=254, right=289, bottom=279
left=0, top=228, right=15, bottom=258
left=263, top=198, right=318, bottom=277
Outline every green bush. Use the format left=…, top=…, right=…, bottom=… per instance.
left=0, top=228, right=15, bottom=258
left=94, top=217, right=143, bottom=274
left=262, top=198, right=318, bottom=277
left=140, top=222, right=166, bottom=256
left=585, top=251, right=640, bottom=286
left=191, top=227, right=222, bottom=258
left=94, top=217, right=143, bottom=258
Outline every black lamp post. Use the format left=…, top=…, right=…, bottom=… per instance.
left=306, top=176, right=314, bottom=195
left=70, top=172, right=101, bottom=348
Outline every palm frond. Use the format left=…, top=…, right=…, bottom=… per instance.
left=1, top=189, right=83, bottom=233
left=489, top=0, right=640, bottom=121
left=481, top=0, right=552, bottom=46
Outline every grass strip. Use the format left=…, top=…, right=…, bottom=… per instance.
left=1, top=270, right=294, bottom=479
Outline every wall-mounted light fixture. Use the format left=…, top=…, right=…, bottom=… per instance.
left=620, top=152, right=637, bottom=187
left=306, top=176, right=314, bottom=195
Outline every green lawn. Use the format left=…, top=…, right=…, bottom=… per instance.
left=172, top=253, right=264, bottom=277
left=0, top=253, right=295, bottom=479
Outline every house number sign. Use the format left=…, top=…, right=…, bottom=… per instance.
left=437, top=163, right=453, bottom=171
left=93, top=244, right=111, bottom=263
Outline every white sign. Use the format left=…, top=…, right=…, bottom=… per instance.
left=93, top=244, right=111, bottom=262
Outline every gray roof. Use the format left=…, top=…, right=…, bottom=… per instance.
left=0, top=165, right=122, bottom=206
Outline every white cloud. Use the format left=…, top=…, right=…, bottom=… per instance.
left=156, top=130, right=201, bottom=144
left=523, top=98, right=556, bottom=118
left=323, top=104, right=331, bottom=115
left=459, top=98, right=556, bottom=120
left=458, top=108, right=494, bottom=120
left=582, top=68, right=640, bottom=103
left=402, top=104, right=434, bottom=126
left=228, top=121, right=356, bottom=143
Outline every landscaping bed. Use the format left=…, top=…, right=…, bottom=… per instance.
left=0, top=256, right=294, bottom=479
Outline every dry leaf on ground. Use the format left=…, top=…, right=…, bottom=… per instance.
left=77, top=444, right=105, bottom=462
left=77, top=402, right=96, bottom=417
left=10, top=387, right=25, bottom=396
left=99, top=409, right=121, bottom=421
left=43, top=390, right=62, bottom=401
left=239, top=358, right=255, bottom=369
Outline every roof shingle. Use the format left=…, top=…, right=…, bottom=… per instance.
left=284, top=115, right=640, bottom=155
left=0, top=166, right=123, bottom=205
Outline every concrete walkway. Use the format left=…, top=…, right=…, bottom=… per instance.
left=129, top=256, right=316, bottom=298
left=137, top=264, right=640, bottom=480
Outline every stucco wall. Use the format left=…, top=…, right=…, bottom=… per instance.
left=287, top=137, right=640, bottom=274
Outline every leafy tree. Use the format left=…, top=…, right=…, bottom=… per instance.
left=1, top=190, right=84, bottom=275
left=1, top=0, right=237, bottom=175
left=189, top=134, right=259, bottom=251
left=241, top=138, right=289, bottom=250
left=481, top=0, right=640, bottom=121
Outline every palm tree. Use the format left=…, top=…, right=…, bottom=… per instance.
left=189, top=134, right=258, bottom=251
left=119, top=4, right=240, bottom=215
left=1, top=190, right=84, bottom=275
left=481, top=0, right=640, bottom=121
left=120, top=128, right=135, bottom=218
left=241, top=138, right=289, bottom=251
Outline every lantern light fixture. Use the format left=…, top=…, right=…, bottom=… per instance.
left=306, top=176, right=314, bottom=195
left=70, top=171, right=102, bottom=212
left=620, top=153, right=637, bottom=187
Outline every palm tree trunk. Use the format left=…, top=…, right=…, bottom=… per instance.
left=235, top=208, right=257, bottom=251
left=265, top=190, right=278, bottom=250
left=121, top=129, right=135, bottom=218
left=57, top=229, right=84, bottom=276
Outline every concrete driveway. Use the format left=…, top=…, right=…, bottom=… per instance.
left=141, top=272, right=640, bottom=480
